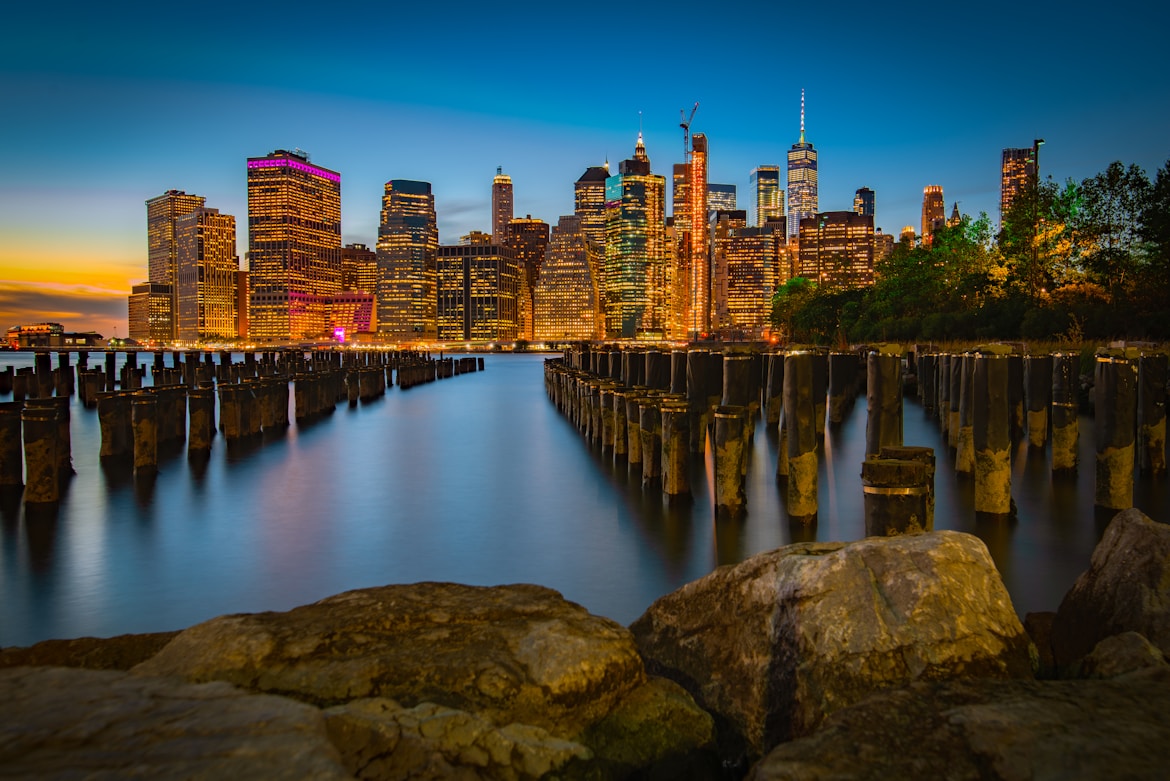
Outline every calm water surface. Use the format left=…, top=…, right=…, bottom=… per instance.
left=1, top=352, right=1167, bottom=647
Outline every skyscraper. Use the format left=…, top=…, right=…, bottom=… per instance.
left=750, top=166, right=783, bottom=228
left=711, top=213, right=781, bottom=339
left=922, top=185, right=945, bottom=242
left=507, top=216, right=550, bottom=341
left=341, top=243, right=377, bottom=295
left=175, top=207, right=238, bottom=341
left=574, top=165, right=609, bottom=248
left=797, top=211, right=875, bottom=289
left=605, top=133, right=667, bottom=339
left=375, top=180, right=439, bottom=342
left=246, top=150, right=341, bottom=342
left=707, top=183, right=736, bottom=213
left=853, top=187, right=875, bottom=218
left=492, top=167, right=513, bottom=241
left=146, top=189, right=205, bottom=341
left=1001, top=140, right=1043, bottom=222
left=128, top=283, right=173, bottom=344
left=534, top=215, right=597, bottom=341
left=787, top=90, right=818, bottom=243
left=437, top=234, right=519, bottom=342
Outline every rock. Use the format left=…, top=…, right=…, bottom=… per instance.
left=131, top=582, right=711, bottom=777
left=323, top=697, right=591, bottom=781
left=0, top=631, right=179, bottom=671
left=1079, top=631, right=1167, bottom=679
left=630, top=531, right=1032, bottom=764
left=1052, top=508, right=1170, bottom=669
left=0, top=665, right=352, bottom=780
left=747, top=666, right=1170, bottom=781
left=1023, top=611, right=1056, bottom=678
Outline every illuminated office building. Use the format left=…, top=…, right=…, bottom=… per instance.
left=922, top=185, right=945, bottom=243
left=376, top=180, right=439, bottom=342
left=1001, top=140, right=1042, bottom=223
left=900, top=225, right=917, bottom=244
left=341, top=243, right=377, bottom=294
left=436, top=235, right=519, bottom=342
left=246, top=150, right=341, bottom=342
left=146, top=189, right=205, bottom=340
left=534, top=215, right=597, bottom=341
left=605, top=133, right=667, bottom=339
left=797, top=211, right=874, bottom=288
left=874, top=229, right=895, bottom=263
left=492, top=167, right=514, bottom=241
left=507, top=216, right=550, bottom=341
left=574, top=164, right=609, bottom=247
left=711, top=212, right=782, bottom=339
left=708, top=183, right=736, bottom=213
left=236, top=270, right=249, bottom=339
left=671, top=133, right=710, bottom=337
left=948, top=202, right=962, bottom=228
left=329, top=291, right=375, bottom=340
left=787, top=90, right=818, bottom=243
left=128, top=283, right=173, bottom=344
left=750, top=166, right=783, bottom=227
left=175, top=207, right=238, bottom=342
left=854, top=187, right=875, bottom=217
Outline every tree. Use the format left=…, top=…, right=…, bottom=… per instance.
left=1077, top=161, right=1151, bottom=294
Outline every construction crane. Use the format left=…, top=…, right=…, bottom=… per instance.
left=680, top=102, right=699, bottom=161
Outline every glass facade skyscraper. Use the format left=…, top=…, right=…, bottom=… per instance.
left=1001, top=142, right=1042, bottom=223
left=376, top=180, right=439, bottom=342
left=787, top=91, right=818, bottom=243
left=492, top=167, right=513, bottom=241
left=176, top=207, right=238, bottom=341
left=246, top=150, right=341, bottom=342
left=797, top=211, right=875, bottom=289
left=922, top=185, right=945, bottom=242
left=534, top=215, right=597, bottom=341
left=750, top=166, right=783, bottom=228
left=604, top=134, right=667, bottom=339
left=146, top=189, right=205, bottom=341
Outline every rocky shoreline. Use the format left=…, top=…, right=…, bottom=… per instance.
left=2, top=508, right=1168, bottom=780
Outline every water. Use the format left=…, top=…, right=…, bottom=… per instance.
left=1, top=352, right=1167, bottom=648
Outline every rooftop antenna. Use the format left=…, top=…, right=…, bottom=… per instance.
left=800, top=90, right=806, bottom=141
left=680, top=101, right=699, bottom=162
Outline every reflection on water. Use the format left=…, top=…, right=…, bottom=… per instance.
left=0, top=351, right=1167, bottom=647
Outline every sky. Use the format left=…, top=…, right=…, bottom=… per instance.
left=2, top=0, right=1168, bottom=337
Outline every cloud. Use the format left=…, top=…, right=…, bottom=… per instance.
left=0, top=282, right=126, bottom=337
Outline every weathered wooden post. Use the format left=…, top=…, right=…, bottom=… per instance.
left=131, top=392, right=159, bottom=475
left=0, top=401, right=24, bottom=487
left=1094, top=354, right=1136, bottom=510
left=713, top=405, right=747, bottom=517
left=878, top=445, right=936, bottom=530
left=187, top=386, right=214, bottom=454
left=661, top=400, right=690, bottom=497
left=947, top=354, right=962, bottom=450
left=764, top=352, right=784, bottom=426
left=937, top=353, right=950, bottom=440
left=811, top=351, right=828, bottom=436
left=1138, top=353, right=1167, bottom=475
left=1051, top=353, right=1079, bottom=473
left=785, top=352, right=818, bottom=521
left=956, top=353, right=975, bottom=475
left=1025, top=354, right=1054, bottom=448
left=97, top=391, right=132, bottom=458
left=722, top=353, right=755, bottom=446
left=862, top=458, right=929, bottom=536
left=1007, top=353, right=1025, bottom=441
left=26, top=397, right=71, bottom=479
left=865, top=351, right=903, bottom=458
left=645, top=350, right=670, bottom=391
left=599, top=383, right=616, bottom=453
left=919, top=353, right=937, bottom=415
left=21, top=403, right=58, bottom=502
left=973, top=354, right=1012, bottom=516
left=828, top=352, right=856, bottom=425
left=776, top=408, right=789, bottom=481
left=669, top=350, right=688, bottom=395
left=626, top=393, right=645, bottom=469
left=686, top=349, right=711, bottom=453
left=639, top=398, right=662, bottom=487
left=612, top=388, right=629, bottom=461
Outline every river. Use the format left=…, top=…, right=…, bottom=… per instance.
left=1, top=351, right=1166, bottom=648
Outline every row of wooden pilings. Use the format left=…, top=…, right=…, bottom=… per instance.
left=0, top=348, right=483, bottom=505
left=543, top=346, right=928, bottom=530
left=914, top=348, right=1167, bottom=511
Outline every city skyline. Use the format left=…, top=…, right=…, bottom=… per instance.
left=3, top=0, right=1168, bottom=337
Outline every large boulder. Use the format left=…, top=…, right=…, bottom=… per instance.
left=747, top=666, right=1170, bottom=781
left=1052, top=508, right=1170, bottom=670
left=1079, top=631, right=1167, bottom=679
left=0, top=665, right=352, bottom=780
left=630, top=531, right=1032, bottom=764
left=132, top=582, right=713, bottom=778
left=0, top=631, right=179, bottom=671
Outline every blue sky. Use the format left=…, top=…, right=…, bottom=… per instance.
left=2, top=0, right=1168, bottom=335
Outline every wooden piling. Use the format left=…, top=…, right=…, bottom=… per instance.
left=21, top=403, right=58, bottom=503
left=784, top=352, right=818, bottom=521
left=1025, top=354, right=1054, bottom=448
left=1051, top=353, right=1078, bottom=473
left=131, top=392, right=158, bottom=475
left=713, top=405, right=747, bottom=518
left=862, top=458, right=929, bottom=536
left=1094, top=354, right=1136, bottom=510
left=0, top=401, right=24, bottom=487
left=865, top=351, right=903, bottom=458
left=973, top=354, right=1012, bottom=516
left=1138, top=353, right=1167, bottom=475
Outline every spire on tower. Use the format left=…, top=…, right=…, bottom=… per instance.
left=799, top=89, right=805, bottom=144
